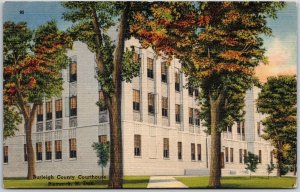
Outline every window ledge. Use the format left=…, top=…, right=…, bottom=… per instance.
left=133, top=110, right=141, bottom=113
left=3, top=163, right=8, bottom=165
left=163, top=158, right=170, bottom=160
left=45, top=160, right=52, bottom=162
left=162, top=116, right=169, bottom=119
left=54, top=159, right=62, bottom=162
left=36, top=160, right=42, bottom=163
left=69, top=158, right=77, bottom=161
left=147, top=78, right=154, bottom=81
left=134, top=156, right=142, bottom=158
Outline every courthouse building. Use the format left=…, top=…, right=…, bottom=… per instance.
left=3, top=38, right=275, bottom=177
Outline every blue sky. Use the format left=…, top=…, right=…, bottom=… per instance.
left=3, top=1, right=297, bottom=82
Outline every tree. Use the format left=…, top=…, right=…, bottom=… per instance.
left=92, top=142, right=110, bottom=183
left=257, top=75, right=297, bottom=177
left=62, top=2, right=143, bottom=188
left=3, top=106, right=22, bottom=139
left=131, top=2, right=285, bottom=188
left=267, top=162, right=275, bottom=179
left=3, top=21, right=71, bottom=179
left=245, top=152, right=259, bottom=179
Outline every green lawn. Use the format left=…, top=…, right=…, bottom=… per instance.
left=175, top=176, right=297, bottom=189
left=3, top=176, right=150, bottom=189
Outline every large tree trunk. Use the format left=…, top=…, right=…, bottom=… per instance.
left=25, top=117, right=35, bottom=179
left=208, top=93, right=224, bottom=188
left=276, top=151, right=282, bottom=177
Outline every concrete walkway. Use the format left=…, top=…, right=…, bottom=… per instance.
left=147, top=176, right=188, bottom=188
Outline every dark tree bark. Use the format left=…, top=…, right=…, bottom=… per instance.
left=208, top=92, right=224, bottom=188
left=25, top=118, right=35, bottom=179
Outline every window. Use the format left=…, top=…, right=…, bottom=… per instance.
left=36, top=142, right=42, bottom=161
left=98, top=135, right=108, bottom=144
left=237, top=122, right=241, bottom=134
left=134, top=135, right=141, bottom=156
left=24, top=144, right=28, bottom=161
left=175, top=72, right=180, bottom=91
left=191, top=143, right=195, bottom=160
left=37, top=104, right=43, bottom=122
left=189, top=108, right=194, bottom=125
left=257, top=122, right=261, bottom=136
left=270, top=150, right=273, bottom=163
left=163, top=138, right=169, bottom=158
left=70, top=96, right=77, bottom=116
left=99, top=91, right=107, bottom=111
left=161, top=62, right=168, bottom=83
left=70, top=61, right=77, bottom=82
left=195, top=109, right=200, bottom=126
left=178, top=142, right=182, bottom=160
left=175, top=104, right=181, bottom=123
left=197, top=144, right=201, bottom=161
left=69, top=138, right=77, bottom=158
left=259, top=150, right=262, bottom=163
left=239, top=149, right=243, bottom=163
left=162, top=97, right=168, bottom=117
left=230, top=148, right=234, bottom=162
left=228, top=125, right=232, bottom=132
left=225, top=147, right=229, bottom=162
left=244, top=149, right=247, bottom=164
left=3, top=146, right=8, bottom=163
left=194, top=89, right=199, bottom=97
left=133, top=52, right=140, bottom=63
left=147, top=58, right=154, bottom=78
left=133, top=90, right=140, bottom=111
left=188, top=86, right=193, bottom=96
left=242, top=121, right=245, bottom=135
left=45, top=141, right=52, bottom=160
left=148, top=93, right=155, bottom=114
left=55, top=99, right=62, bottom=118
left=46, top=101, right=52, bottom=120
left=55, top=140, right=62, bottom=160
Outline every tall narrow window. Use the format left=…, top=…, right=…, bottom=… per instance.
left=37, top=104, right=43, bottom=122
left=133, top=89, right=140, bottom=111
left=175, top=72, right=180, bottom=91
left=70, top=61, right=77, bottom=82
left=134, top=135, right=141, bottom=156
left=188, top=86, right=193, bottom=96
left=194, top=89, right=199, bottom=97
left=237, top=121, right=241, bottom=134
left=259, top=150, right=262, bottom=163
left=3, top=146, right=8, bottom=163
left=257, top=122, right=261, bottom=136
left=98, top=135, right=108, bottom=144
left=189, top=108, right=194, bottom=125
left=69, top=138, right=77, bottom=158
left=99, top=91, right=106, bottom=111
left=148, top=93, right=155, bottom=114
left=195, top=109, right=200, bottom=126
left=191, top=143, right=195, bottom=160
left=55, top=99, right=62, bottom=118
left=242, top=121, right=245, bottom=134
left=46, top=101, right=52, bottom=120
left=161, top=62, right=168, bottom=83
left=230, top=148, right=234, bottom=162
left=163, top=138, right=169, bottom=158
left=70, top=96, right=77, bottom=116
left=55, top=140, right=62, bottom=160
left=228, top=125, right=232, bottom=132
left=197, top=144, right=201, bottom=161
left=36, top=142, right=42, bottom=161
left=133, top=52, right=140, bottom=63
left=178, top=142, right=182, bottom=160
left=24, top=144, right=28, bottom=161
left=175, top=104, right=181, bottom=123
left=147, top=58, right=154, bottom=78
left=162, top=97, right=168, bottom=117
left=239, top=149, right=243, bottom=163
left=244, top=149, right=247, bottom=164
left=225, top=147, right=229, bottom=162
left=45, top=141, right=52, bottom=160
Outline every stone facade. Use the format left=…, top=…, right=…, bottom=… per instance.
left=3, top=38, right=275, bottom=177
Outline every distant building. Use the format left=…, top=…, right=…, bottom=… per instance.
left=3, top=38, right=275, bottom=177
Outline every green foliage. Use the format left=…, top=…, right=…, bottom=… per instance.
left=257, top=75, right=297, bottom=175
left=3, top=106, right=22, bottom=139
left=267, top=162, right=275, bottom=179
left=121, top=48, right=141, bottom=82
left=245, top=152, right=259, bottom=178
left=92, top=142, right=110, bottom=168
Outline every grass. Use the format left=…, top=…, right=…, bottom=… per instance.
left=3, top=176, right=150, bottom=189
left=175, top=176, right=297, bottom=189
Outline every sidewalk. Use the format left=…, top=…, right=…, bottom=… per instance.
left=147, top=176, right=188, bottom=188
